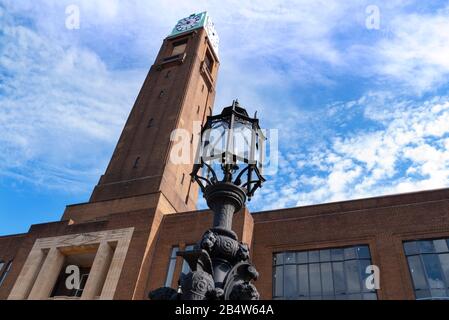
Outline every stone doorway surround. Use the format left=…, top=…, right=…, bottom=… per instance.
left=8, top=227, right=134, bottom=300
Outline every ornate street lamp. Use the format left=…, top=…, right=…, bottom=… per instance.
left=149, top=100, right=266, bottom=300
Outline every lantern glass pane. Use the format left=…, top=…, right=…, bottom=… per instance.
left=258, top=129, right=265, bottom=170
left=231, top=117, right=252, bottom=163
left=203, top=119, right=229, bottom=161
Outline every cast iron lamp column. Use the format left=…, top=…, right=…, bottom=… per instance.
left=149, top=100, right=265, bottom=300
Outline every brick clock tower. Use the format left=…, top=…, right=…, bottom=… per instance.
left=88, top=12, right=220, bottom=214
left=1, top=12, right=223, bottom=300
left=62, top=11, right=220, bottom=224
left=90, top=12, right=220, bottom=213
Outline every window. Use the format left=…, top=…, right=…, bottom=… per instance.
left=0, top=260, right=13, bottom=287
left=204, top=51, right=214, bottom=73
left=171, top=39, right=188, bottom=56
left=181, top=245, right=196, bottom=278
left=51, top=266, right=91, bottom=298
left=180, top=173, right=185, bottom=185
left=273, top=245, right=376, bottom=300
left=165, top=247, right=179, bottom=287
left=404, top=238, right=449, bottom=300
left=50, top=250, right=98, bottom=298
left=133, top=156, right=140, bottom=169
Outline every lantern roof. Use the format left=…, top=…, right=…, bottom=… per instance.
left=208, top=100, right=260, bottom=127
left=220, top=100, right=249, bottom=118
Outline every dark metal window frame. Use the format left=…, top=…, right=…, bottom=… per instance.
left=0, top=260, right=13, bottom=287
left=165, top=244, right=197, bottom=288
left=272, top=245, right=377, bottom=300
left=164, top=246, right=179, bottom=288
left=403, top=238, right=449, bottom=300
left=180, top=244, right=196, bottom=277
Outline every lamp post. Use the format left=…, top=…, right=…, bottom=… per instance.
left=149, top=100, right=266, bottom=300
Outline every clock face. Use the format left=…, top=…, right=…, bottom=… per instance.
left=174, top=14, right=202, bottom=33
left=205, top=17, right=219, bottom=55
left=170, top=12, right=219, bottom=56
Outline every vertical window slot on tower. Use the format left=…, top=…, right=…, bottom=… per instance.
left=181, top=173, right=185, bottom=185
left=159, top=90, right=165, bottom=98
left=165, top=70, right=171, bottom=78
left=171, top=39, right=188, bottom=56
left=133, top=157, right=140, bottom=169
left=204, top=51, right=214, bottom=73
left=147, top=118, right=154, bottom=128
left=197, top=106, right=200, bottom=114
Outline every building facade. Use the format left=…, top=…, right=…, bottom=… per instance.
left=1, top=13, right=449, bottom=300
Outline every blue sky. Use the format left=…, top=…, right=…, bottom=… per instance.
left=1, top=0, right=449, bottom=235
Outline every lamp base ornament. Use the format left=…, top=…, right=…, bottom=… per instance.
left=149, top=183, right=259, bottom=300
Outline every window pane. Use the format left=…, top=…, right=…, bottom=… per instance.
left=165, top=247, right=179, bottom=287
left=419, top=240, right=435, bottom=254
left=0, top=261, right=12, bottom=287
left=332, top=262, right=345, bottom=294
left=356, top=246, right=371, bottom=259
left=181, top=260, right=190, bottom=276
left=171, top=40, right=187, bottom=56
left=415, top=289, right=431, bottom=300
left=285, top=252, right=296, bottom=264
left=165, top=260, right=177, bottom=287
left=434, top=240, right=449, bottom=253
left=438, top=253, right=449, bottom=286
left=274, top=253, right=284, bottom=265
left=321, top=262, right=334, bottom=295
left=422, top=254, right=445, bottom=289
left=274, top=266, right=283, bottom=297
left=204, top=52, right=213, bottom=72
left=345, top=260, right=361, bottom=293
left=331, top=248, right=344, bottom=261
left=309, top=251, right=319, bottom=263
left=359, top=259, right=373, bottom=292
left=284, top=265, right=297, bottom=298
left=344, top=247, right=356, bottom=260
left=309, top=263, right=321, bottom=296
left=298, top=265, right=309, bottom=297
left=170, top=247, right=179, bottom=258
left=404, top=241, right=419, bottom=255
left=363, top=293, right=377, bottom=300
left=297, top=252, right=308, bottom=264
left=430, top=289, right=447, bottom=298
left=407, top=256, right=428, bottom=290
left=180, top=245, right=195, bottom=276
left=320, top=250, right=331, bottom=262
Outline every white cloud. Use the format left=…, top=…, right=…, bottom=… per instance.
left=370, top=6, right=449, bottom=93
left=0, top=5, right=145, bottom=191
left=254, top=95, right=449, bottom=211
